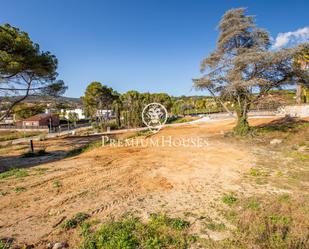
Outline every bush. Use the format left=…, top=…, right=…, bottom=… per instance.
left=100, top=120, right=119, bottom=131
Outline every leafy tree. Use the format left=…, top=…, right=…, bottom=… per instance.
left=13, top=103, right=45, bottom=120
left=151, top=93, right=173, bottom=111
left=194, top=8, right=309, bottom=135
left=82, top=82, right=116, bottom=121
left=112, top=98, right=122, bottom=128
left=0, top=24, right=67, bottom=120
left=68, top=112, right=78, bottom=127
left=120, top=90, right=144, bottom=127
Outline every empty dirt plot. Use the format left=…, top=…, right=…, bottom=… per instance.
left=0, top=117, right=286, bottom=247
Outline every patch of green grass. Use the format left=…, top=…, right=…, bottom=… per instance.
left=66, top=141, right=101, bottom=157
left=62, top=212, right=90, bottom=230
left=79, top=214, right=191, bottom=249
left=247, top=199, right=260, bottom=211
left=14, top=187, right=26, bottom=193
left=0, top=240, right=10, bottom=249
left=0, top=168, right=28, bottom=179
left=269, top=214, right=290, bottom=225
left=249, top=168, right=269, bottom=177
left=148, top=213, right=190, bottom=230
left=53, top=180, right=62, bottom=188
left=222, top=193, right=238, bottom=206
left=35, top=168, right=48, bottom=175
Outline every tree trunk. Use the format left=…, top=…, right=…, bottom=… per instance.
left=234, top=99, right=250, bottom=136
left=296, top=83, right=302, bottom=105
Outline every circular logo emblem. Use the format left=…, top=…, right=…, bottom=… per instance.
left=142, top=103, right=168, bottom=133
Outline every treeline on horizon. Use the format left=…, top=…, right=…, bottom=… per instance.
left=6, top=86, right=299, bottom=126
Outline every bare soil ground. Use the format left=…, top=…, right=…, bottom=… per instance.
left=0, top=117, right=307, bottom=248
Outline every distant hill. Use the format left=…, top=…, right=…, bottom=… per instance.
left=0, top=95, right=82, bottom=106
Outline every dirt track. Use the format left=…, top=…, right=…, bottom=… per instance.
left=0, top=118, right=277, bottom=247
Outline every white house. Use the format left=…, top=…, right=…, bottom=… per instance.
left=96, top=109, right=113, bottom=118
left=61, top=108, right=85, bottom=120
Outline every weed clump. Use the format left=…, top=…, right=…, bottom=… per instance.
left=222, top=193, right=238, bottom=206
left=14, top=187, right=26, bottom=193
left=62, top=212, right=90, bottom=230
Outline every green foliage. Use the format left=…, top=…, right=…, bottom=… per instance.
left=0, top=168, right=28, bottom=179
left=13, top=103, right=46, bottom=120
left=0, top=23, right=66, bottom=120
left=68, top=112, right=79, bottom=124
left=62, top=212, right=90, bottom=230
left=79, top=214, right=190, bottom=249
left=83, top=82, right=117, bottom=119
left=120, top=90, right=145, bottom=128
left=247, top=200, right=260, bottom=211
left=222, top=193, right=238, bottom=206
left=249, top=168, right=269, bottom=177
left=97, top=119, right=119, bottom=131
left=148, top=213, right=190, bottom=231
left=193, top=8, right=309, bottom=136
left=233, top=115, right=251, bottom=136
left=53, top=180, right=62, bottom=188
left=15, top=186, right=26, bottom=193
left=0, top=240, right=10, bottom=249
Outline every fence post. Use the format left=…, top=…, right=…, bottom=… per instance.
left=29, top=140, right=34, bottom=153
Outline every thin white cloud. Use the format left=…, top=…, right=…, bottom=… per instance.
left=272, top=27, right=309, bottom=49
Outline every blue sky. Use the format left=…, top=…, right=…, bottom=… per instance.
left=1, top=0, right=309, bottom=97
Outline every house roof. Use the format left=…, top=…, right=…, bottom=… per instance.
left=23, top=113, right=57, bottom=121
